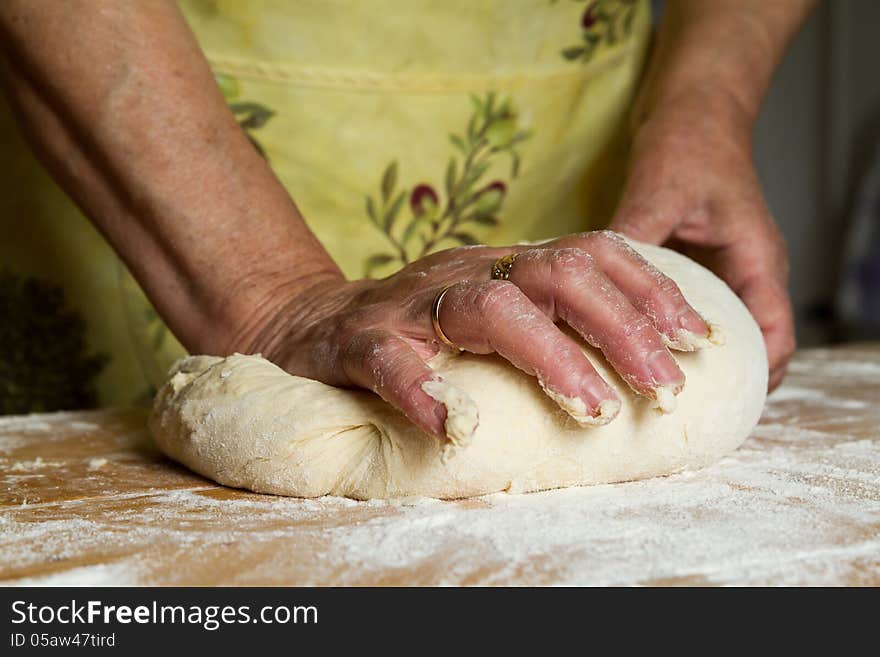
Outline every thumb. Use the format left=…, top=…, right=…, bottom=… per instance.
left=609, top=191, right=680, bottom=245
left=734, top=274, right=796, bottom=386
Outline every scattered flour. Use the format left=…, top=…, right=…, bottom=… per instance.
left=769, top=385, right=868, bottom=409
left=788, top=355, right=880, bottom=379
left=1, top=561, right=140, bottom=587
left=1, top=348, right=878, bottom=586
left=2, top=426, right=877, bottom=586
left=9, top=457, right=64, bottom=471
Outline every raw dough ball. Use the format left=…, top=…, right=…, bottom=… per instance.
left=149, top=241, right=767, bottom=499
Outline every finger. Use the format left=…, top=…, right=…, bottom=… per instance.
left=506, top=247, right=685, bottom=411
left=554, top=231, right=711, bottom=349
left=736, top=277, right=795, bottom=392
left=341, top=330, right=478, bottom=446
left=768, top=364, right=788, bottom=392
left=438, top=280, right=621, bottom=425
left=608, top=172, right=684, bottom=244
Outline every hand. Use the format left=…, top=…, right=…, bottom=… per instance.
left=610, top=94, right=795, bottom=391
left=233, top=231, right=711, bottom=444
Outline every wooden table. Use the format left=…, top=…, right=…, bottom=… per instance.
left=2, top=345, right=878, bottom=586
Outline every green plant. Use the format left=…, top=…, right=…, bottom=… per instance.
left=0, top=270, right=108, bottom=414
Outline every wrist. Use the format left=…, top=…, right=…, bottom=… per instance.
left=629, top=83, right=754, bottom=159
left=633, top=77, right=755, bottom=132
left=206, top=266, right=349, bottom=359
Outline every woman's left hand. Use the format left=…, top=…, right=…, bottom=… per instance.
left=610, top=92, right=796, bottom=391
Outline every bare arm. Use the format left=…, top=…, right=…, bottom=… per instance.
left=0, top=0, right=343, bottom=356
left=612, top=0, right=817, bottom=389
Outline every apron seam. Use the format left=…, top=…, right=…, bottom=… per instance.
left=204, top=44, right=638, bottom=93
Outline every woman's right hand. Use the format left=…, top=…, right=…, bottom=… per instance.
left=230, top=231, right=712, bottom=445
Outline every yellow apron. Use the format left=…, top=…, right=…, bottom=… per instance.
left=0, top=0, right=650, bottom=411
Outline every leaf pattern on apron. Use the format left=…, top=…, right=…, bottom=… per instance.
left=363, top=92, right=531, bottom=277
left=215, top=73, right=275, bottom=159
left=561, top=0, right=639, bottom=62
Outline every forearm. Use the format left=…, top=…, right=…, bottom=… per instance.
left=632, top=0, right=817, bottom=132
left=0, top=0, right=342, bottom=355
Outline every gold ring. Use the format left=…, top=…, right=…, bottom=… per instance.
left=431, top=284, right=462, bottom=351
left=491, top=253, right=519, bottom=280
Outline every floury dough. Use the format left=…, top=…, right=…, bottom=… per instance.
left=149, top=241, right=768, bottom=499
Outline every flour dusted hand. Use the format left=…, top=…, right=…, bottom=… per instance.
left=149, top=241, right=767, bottom=499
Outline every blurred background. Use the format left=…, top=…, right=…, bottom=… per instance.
left=747, top=1, right=880, bottom=346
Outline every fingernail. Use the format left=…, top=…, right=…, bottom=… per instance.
left=590, top=398, right=622, bottom=426
left=662, top=312, right=708, bottom=351
left=540, top=380, right=620, bottom=427
left=647, top=350, right=684, bottom=387
left=706, top=322, right=725, bottom=346
left=665, top=328, right=712, bottom=351
left=678, top=310, right=710, bottom=336
left=664, top=313, right=724, bottom=351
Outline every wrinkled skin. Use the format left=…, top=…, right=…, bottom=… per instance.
left=249, top=231, right=711, bottom=440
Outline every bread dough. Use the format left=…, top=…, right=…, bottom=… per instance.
left=149, top=241, right=768, bottom=499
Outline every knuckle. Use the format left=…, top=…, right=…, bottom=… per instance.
left=336, top=309, right=375, bottom=342
left=343, top=331, right=390, bottom=371
left=649, top=275, right=684, bottom=302
left=471, top=280, right=521, bottom=317
left=339, top=328, right=366, bottom=360
left=550, top=247, right=595, bottom=278
left=368, top=338, right=397, bottom=370
left=336, top=318, right=362, bottom=345
left=581, top=229, right=629, bottom=255
left=587, top=229, right=623, bottom=248
left=620, top=312, right=655, bottom=341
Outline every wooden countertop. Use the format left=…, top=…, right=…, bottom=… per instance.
left=2, top=345, right=878, bottom=586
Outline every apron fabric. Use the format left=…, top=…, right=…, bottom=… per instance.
left=0, top=0, right=651, bottom=410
